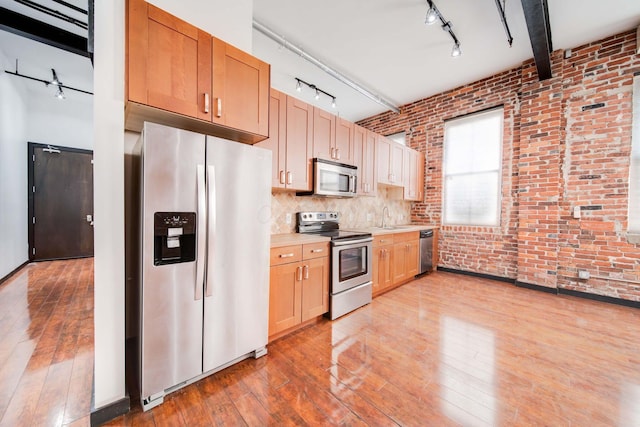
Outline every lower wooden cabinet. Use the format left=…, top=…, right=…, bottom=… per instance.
left=372, top=231, right=420, bottom=297
left=268, top=242, right=329, bottom=340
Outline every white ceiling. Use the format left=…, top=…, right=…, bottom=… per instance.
left=0, top=0, right=638, bottom=121
left=0, top=0, right=92, bottom=104
left=253, top=0, right=640, bottom=122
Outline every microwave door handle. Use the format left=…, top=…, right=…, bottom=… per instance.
left=349, top=175, right=356, bottom=193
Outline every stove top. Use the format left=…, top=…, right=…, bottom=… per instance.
left=296, top=211, right=371, bottom=242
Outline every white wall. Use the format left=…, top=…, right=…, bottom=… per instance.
left=26, top=96, right=93, bottom=151
left=147, top=0, right=253, bottom=51
left=0, top=48, right=28, bottom=279
left=93, top=0, right=254, bottom=412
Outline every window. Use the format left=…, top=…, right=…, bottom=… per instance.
left=443, top=108, right=503, bottom=226
left=629, top=76, right=640, bottom=233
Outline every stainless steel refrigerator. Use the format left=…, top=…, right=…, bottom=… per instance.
left=136, top=122, right=271, bottom=411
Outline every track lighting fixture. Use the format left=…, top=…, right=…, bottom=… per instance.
left=3, top=60, right=93, bottom=100
left=424, top=0, right=462, bottom=58
left=294, top=78, right=337, bottom=109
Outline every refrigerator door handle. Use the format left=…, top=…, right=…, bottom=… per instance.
left=195, top=165, right=206, bottom=300
left=205, top=164, right=216, bottom=298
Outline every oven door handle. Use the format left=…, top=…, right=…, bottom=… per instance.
left=332, top=237, right=373, bottom=246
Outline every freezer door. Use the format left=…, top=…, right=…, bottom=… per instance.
left=140, top=123, right=206, bottom=401
left=203, top=136, right=272, bottom=373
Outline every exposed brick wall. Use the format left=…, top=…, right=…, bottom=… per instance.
left=358, top=30, right=640, bottom=302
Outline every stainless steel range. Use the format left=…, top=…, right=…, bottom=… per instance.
left=297, top=211, right=373, bottom=319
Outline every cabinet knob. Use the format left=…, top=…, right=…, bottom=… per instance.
left=310, top=249, right=323, bottom=253
left=279, top=253, right=295, bottom=258
left=279, top=170, right=285, bottom=184
left=204, top=93, right=210, bottom=113
left=303, top=265, right=309, bottom=280
left=287, top=171, right=293, bottom=185
left=296, top=266, right=303, bottom=281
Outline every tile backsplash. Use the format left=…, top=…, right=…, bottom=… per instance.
left=270, top=187, right=411, bottom=234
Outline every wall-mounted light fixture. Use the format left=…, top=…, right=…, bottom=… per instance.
left=295, top=77, right=336, bottom=109
left=425, top=0, right=462, bottom=58
left=4, top=60, right=93, bottom=100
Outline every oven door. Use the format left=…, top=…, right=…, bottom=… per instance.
left=332, top=237, right=373, bottom=294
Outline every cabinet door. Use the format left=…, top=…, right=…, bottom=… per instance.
left=391, top=142, right=404, bottom=185
left=417, top=151, right=425, bottom=202
left=405, top=240, right=420, bottom=278
left=404, top=148, right=418, bottom=200
left=372, top=245, right=393, bottom=295
left=392, top=242, right=408, bottom=284
left=128, top=0, right=211, bottom=121
left=212, top=37, right=270, bottom=137
left=353, top=125, right=365, bottom=194
left=364, top=130, right=378, bottom=196
left=285, top=96, right=313, bottom=191
left=257, top=89, right=286, bottom=188
left=377, top=136, right=392, bottom=185
left=269, top=262, right=302, bottom=336
left=312, top=108, right=336, bottom=160
left=335, top=118, right=354, bottom=164
left=301, top=257, right=330, bottom=321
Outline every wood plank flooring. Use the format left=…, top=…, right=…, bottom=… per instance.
left=2, top=259, right=640, bottom=426
left=0, top=259, right=93, bottom=427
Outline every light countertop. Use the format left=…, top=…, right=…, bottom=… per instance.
left=345, top=225, right=437, bottom=236
left=270, top=233, right=331, bottom=248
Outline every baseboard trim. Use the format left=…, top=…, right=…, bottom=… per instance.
left=558, top=288, right=640, bottom=309
left=90, top=396, right=130, bottom=426
left=0, top=260, right=29, bottom=286
left=437, top=267, right=515, bottom=284
left=514, top=280, right=559, bottom=294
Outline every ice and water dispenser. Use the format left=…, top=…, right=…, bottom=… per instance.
left=153, top=212, right=196, bottom=265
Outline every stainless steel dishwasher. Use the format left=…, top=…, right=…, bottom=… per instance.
left=418, top=229, right=434, bottom=275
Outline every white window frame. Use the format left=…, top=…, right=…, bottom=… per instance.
left=442, top=107, right=504, bottom=226
left=629, top=75, right=640, bottom=233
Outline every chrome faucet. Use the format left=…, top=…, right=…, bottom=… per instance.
left=381, top=206, right=390, bottom=228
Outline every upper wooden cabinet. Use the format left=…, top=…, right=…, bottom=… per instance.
left=258, top=92, right=313, bottom=191
left=312, top=108, right=336, bottom=161
left=257, top=89, right=287, bottom=188
left=125, top=0, right=270, bottom=144
left=335, top=118, right=355, bottom=165
left=377, top=136, right=404, bottom=186
left=284, top=96, right=314, bottom=191
left=354, top=125, right=377, bottom=196
left=211, top=38, right=270, bottom=137
left=403, top=147, right=425, bottom=201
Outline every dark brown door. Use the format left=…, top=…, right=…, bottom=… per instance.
left=29, top=144, right=94, bottom=261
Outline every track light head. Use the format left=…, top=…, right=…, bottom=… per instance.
left=314, top=89, right=320, bottom=100
left=331, top=98, right=336, bottom=109
left=425, top=7, right=438, bottom=25
left=451, top=43, right=462, bottom=58
left=55, top=87, right=66, bottom=100
left=295, top=79, right=302, bottom=92
left=50, top=69, right=62, bottom=86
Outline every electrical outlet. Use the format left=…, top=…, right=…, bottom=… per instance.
left=367, top=213, right=372, bottom=222
left=285, top=213, right=292, bottom=224
left=578, top=270, right=590, bottom=280
left=573, top=206, right=581, bottom=219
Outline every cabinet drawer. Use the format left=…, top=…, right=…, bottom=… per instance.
left=303, top=242, right=329, bottom=260
left=393, top=231, right=419, bottom=242
left=270, top=245, right=302, bottom=266
left=373, top=235, right=394, bottom=247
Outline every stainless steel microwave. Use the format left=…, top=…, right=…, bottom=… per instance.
left=298, top=158, right=357, bottom=197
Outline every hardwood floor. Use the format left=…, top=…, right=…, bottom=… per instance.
left=2, top=259, right=640, bottom=426
left=0, top=259, right=93, bottom=427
